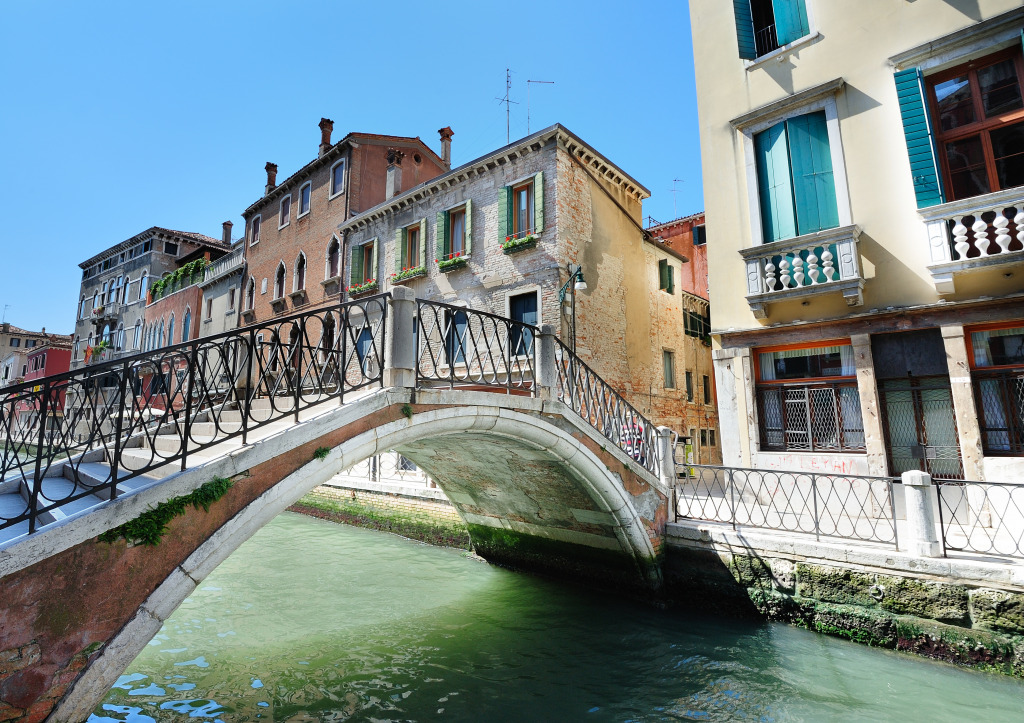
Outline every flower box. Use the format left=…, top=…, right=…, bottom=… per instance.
left=390, top=266, right=426, bottom=284
left=437, top=256, right=468, bottom=273
left=501, top=234, right=537, bottom=254
left=347, top=279, right=378, bottom=297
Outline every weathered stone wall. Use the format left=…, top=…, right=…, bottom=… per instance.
left=305, top=483, right=463, bottom=525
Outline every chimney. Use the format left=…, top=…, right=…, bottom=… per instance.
left=222, top=221, right=233, bottom=245
left=385, top=148, right=404, bottom=200
left=265, top=162, right=278, bottom=195
left=318, top=118, right=334, bottom=158
left=438, top=127, right=454, bottom=168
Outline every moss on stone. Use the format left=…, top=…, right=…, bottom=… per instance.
left=291, top=496, right=471, bottom=549
left=878, top=577, right=969, bottom=624
left=809, top=602, right=897, bottom=648
left=795, top=563, right=879, bottom=607
left=896, top=616, right=1022, bottom=675
left=970, top=590, right=1024, bottom=636
left=729, top=554, right=777, bottom=591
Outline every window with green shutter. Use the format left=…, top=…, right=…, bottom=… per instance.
left=658, top=259, right=675, bottom=294
left=754, top=110, right=839, bottom=243
left=501, top=174, right=544, bottom=242
left=436, top=203, right=472, bottom=264
left=735, top=0, right=810, bottom=60
left=351, top=239, right=376, bottom=286
left=895, top=68, right=946, bottom=208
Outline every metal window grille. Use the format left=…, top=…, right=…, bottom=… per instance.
left=973, top=368, right=1024, bottom=456
left=757, top=382, right=865, bottom=452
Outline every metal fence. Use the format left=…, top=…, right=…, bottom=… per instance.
left=416, top=299, right=536, bottom=393
left=0, top=293, right=389, bottom=533
left=553, top=338, right=660, bottom=476
left=678, top=464, right=899, bottom=546
left=937, top=479, right=1024, bottom=559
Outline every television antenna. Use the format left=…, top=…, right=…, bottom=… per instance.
left=527, top=79, right=554, bottom=134
left=670, top=179, right=685, bottom=218
left=1, top=305, right=8, bottom=324
left=495, top=68, right=519, bottom=144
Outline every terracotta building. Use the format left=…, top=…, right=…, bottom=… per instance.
left=12, top=336, right=73, bottom=430
left=240, top=120, right=451, bottom=325
left=0, top=324, right=56, bottom=388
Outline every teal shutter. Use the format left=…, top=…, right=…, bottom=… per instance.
left=733, top=0, right=757, bottom=59
left=533, top=171, right=544, bottom=233
left=350, top=244, right=363, bottom=287
left=772, top=0, right=809, bottom=47
left=418, top=219, right=427, bottom=267
left=464, top=199, right=473, bottom=256
left=395, top=228, right=405, bottom=273
left=895, top=68, right=945, bottom=208
left=497, top=186, right=509, bottom=241
left=786, top=111, right=838, bottom=235
left=755, top=120, right=797, bottom=243
left=435, top=211, right=446, bottom=262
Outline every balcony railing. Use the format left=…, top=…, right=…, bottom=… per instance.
left=203, top=248, right=245, bottom=284
left=740, top=224, right=863, bottom=318
left=921, top=188, right=1024, bottom=294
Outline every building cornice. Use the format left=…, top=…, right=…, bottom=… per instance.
left=888, top=7, right=1024, bottom=71
left=729, top=78, right=845, bottom=130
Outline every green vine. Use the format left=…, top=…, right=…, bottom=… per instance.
left=313, top=446, right=330, bottom=461
left=97, top=477, right=233, bottom=546
left=401, top=404, right=414, bottom=419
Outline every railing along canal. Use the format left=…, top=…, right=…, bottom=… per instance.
left=0, top=293, right=390, bottom=533
left=936, top=478, right=1024, bottom=559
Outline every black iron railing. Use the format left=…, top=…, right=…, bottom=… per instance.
left=678, top=464, right=899, bottom=546
left=416, top=299, right=536, bottom=393
left=0, top=293, right=389, bottom=533
left=553, top=338, right=660, bottom=476
left=936, top=479, right=1024, bottom=559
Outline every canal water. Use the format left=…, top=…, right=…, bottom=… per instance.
left=92, top=512, right=1024, bottom=722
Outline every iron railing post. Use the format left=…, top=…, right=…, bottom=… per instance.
left=111, top=360, right=129, bottom=500
left=506, top=320, right=512, bottom=395
left=889, top=478, right=899, bottom=550
left=935, top=481, right=948, bottom=557
left=340, top=306, right=349, bottom=405
left=728, top=468, right=737, bottom=530
left=29, top=382, right=49, bottom=534
left=182, top=344, right=198, bottom=471
left=294, top=320, right=302, bottom=424
left=811, top=474, right=820, bottom=541
left=242, top=328, right=254, bottom=445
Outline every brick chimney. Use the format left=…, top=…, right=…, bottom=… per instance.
left=319, top=118, right=334, bottom=158
left=385, top=148, right=404, bottom=200
left=222, top=221, right=233, bottom=245
left=438, top=127, right=454, bottom=168
left=265, top=162, right=278, bottom=195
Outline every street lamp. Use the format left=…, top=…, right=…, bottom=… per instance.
left=558, top=263, right=587, bottom=354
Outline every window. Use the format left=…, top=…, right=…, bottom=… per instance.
left=294, top=253, right=306, bottom=291
left=734, top=0, right=810, bottom=60
left=926, top=48, right=1024, bottom=201
left=355, top=327, right=375, bottom=375
left=406, top=224, right=420, bottom=268
left=396, top=221, right=426, bottom=274
left=498, top=173, right=544, bottom=242
left=350, top=239, right=377, bottom=286
left=330, top=160, right=346, bottom=197
left=509, top=292, right=538, bottom=355
left=703, top=375, right=711, bottom=405
left=685, top=309, right=711, bottom=339
left=755, top=111, right=838, bottom=243
left=79, top=297, right=88, bottom=318
left=101, top=281, right=108, bottom=305
left=710, top=429, right=717, bottom=446
left=139, top=273, right=148, bottom=301
left=444, top=309, right=468, bottom=365
left=206, top=298, right=214, bottom=320
left=755, top=342, right=865, bottom=452
left=693, top=225, right=707, bottom=246
left=967, top=323, right=1024, bottom=455
left=700, top=428, right=708, bottom=446
left=167, top=315, right=175, bottom=346
left=274, top=263, right=286, bottom=299
left=663, top=350, right=675, bottom=389
left=279, top=195, right=291, bottom=228
left=25, top=340, right=36, bottom=349
left=10, top=339, right=19, bottom=347
left=246, top=278, right=256, bottom=310
left=686, top=370, right=693, bottom=402
left=182, top=310, right=191, bottom=342
left=327, top=238, right=341, bottom=279
left=298, top=182, right=312, bottom=216
left=250, top=215, right=261, bottom=246
left=437, top=202, right=473, bottom=262
left=227, top=287, right=236, bottom=311
left=164, top=242, right=179, bottom=256
left=133, top=320, right=141, bottom=349
left=658, top=259, right=675, bottom=293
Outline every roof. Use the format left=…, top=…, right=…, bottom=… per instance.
left=79, top=227, right=231, bottom=269
left=2, top=325, right=52, bottom=339
left=29, top=335, right=74, bottom=352
left=342, top=124, right=651, bottom=231
left=646, top=212, right=705, bottom=233
left=242, top=131, right=446, bottom=218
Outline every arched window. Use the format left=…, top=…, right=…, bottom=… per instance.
left=327, top=238, right=340, bottom=279
left=115, top=323, right=124, bottom=350
left=246, top=277, right=256, bottom=310
left=159, top=320, right=165, bottom=348
left=139, top=273, right=149, bottom=302
left=73, top=335, right=80, bottom=359
left=294, top=253, right=306, bottom=292
left=87, top=333, right=93, bottom=350
left=182, top=309, right=191, bottom=343
left=167, top=315, right=175, bottom=346
left=134, top=319, right=142, bottom=349
left=101, top=281, right=108, bottom=305
left=274, top=263, right=286, bottom=299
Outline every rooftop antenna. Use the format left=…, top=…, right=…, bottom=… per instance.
left=670, top=179, right=685, bottom=218
left=495, top=68, right=519, bottom=144
left=1, top=305, right=8, bottom=324
left=527, top=79, right=555, bottom=134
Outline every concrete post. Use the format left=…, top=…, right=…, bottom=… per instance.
left=535, top=324, right=557, bottom=401
left=850, top=334, right=888, bottom=477
left=940, top=325, right=985, bottom=481
left=383, top=286, right=416, bottom=388
left=901, top=470, right=942, bottom=557
left=657, top=426, right=677, bottom=522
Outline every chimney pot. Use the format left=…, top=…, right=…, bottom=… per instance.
left=385, top=148, right=404, bottom=199
left=318, top=118, right=334, bottom=158
left=438, top=127, right=454, bottom=168
left=222, top=221, right=233, bottom=245
left=265, top=162, right=278, bottom=195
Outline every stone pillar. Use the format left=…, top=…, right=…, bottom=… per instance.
left=657, top=426, right=677, bottom=522
left=383, top=286, right=416, bottom=388
left=712, top=347, right=749, bottom=467
left=901, top=470, right=942, bottom=557
left=850, top=334, right=888, bottom=477
left=534, top=324, right=557, bottom=401
left=941, top=324, right=984, bottom=481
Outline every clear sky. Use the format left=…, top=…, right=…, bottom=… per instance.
left=0, top=0, right=702, bottom=334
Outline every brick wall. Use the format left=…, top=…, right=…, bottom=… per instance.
left=305, top=484, right=463, bottom=524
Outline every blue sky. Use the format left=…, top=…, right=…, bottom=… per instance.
left=0, top=0, right=701, bottom=334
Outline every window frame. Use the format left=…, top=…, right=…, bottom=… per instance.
left=663, top=349, right=676, bottom=389
left=329, top=159, right=346, bottom=199
left=449, top=206, right=467, bottom=258
left=405, top=224, right=421, bottom=269
left=249, top=215, right=262, bottom=246
left=274, top=262, right=286, bottom=300
left=294, top=252, right=307, bottom=292
left=164, top=241, right=179, bottom=257
left=506, top=288, right=540, bottom=357
left=965, top=320, right=1024, bottom=456
left=298, top=181, right=312, bottom=218
left=279, top=194, right=292, bottom=229
left=327, top=237, right=341, bottom=279
left=511, top=181, right=535, bottom=239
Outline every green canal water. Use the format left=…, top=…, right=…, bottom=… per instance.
left=92, top=512, right=1024, bottom=722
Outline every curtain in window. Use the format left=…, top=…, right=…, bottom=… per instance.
left=971, top=327, right=1024, bottom=367
left=759, top=344, right=855, bottom=380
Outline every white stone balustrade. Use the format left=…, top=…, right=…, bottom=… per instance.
left=202, top=248, right=245, bottom=284
left=740, top=224, right=863, bottom=319
left=921, top=188, right=1024, bottom=294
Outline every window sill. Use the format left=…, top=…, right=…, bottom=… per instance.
left=744, top=32, right=821, bottom=71
left=278, top=222, right=290, bottom=230
left=321, top=276, right=342, bottom=296
left=289, top=289, right=308, bottom=306
left=296, top=210, right=311, bottom=220
left=328, top=190, right=344, bottom=201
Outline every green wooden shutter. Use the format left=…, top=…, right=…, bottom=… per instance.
left=668, top=264, right=675, bottom=294
left=533, top=171, right=544, bottom=233
left=755, top=120, right=797, bottom=242
left=895, top=68, right=946, bottom=208
left=418, top=219, right=427, bottom=268
left=658, top=259, right=669, bottom=290
left=772, top=0, right=809, bottom=47
left=350, top=244, right=363, bottom=287
left=786, top=111, right=839, bottom=235
left=497, top=186, right=510, bottom=241
left=464, top=199, right=473, bottom=256
left=395, top=228, right=405, bottom=273
left=370, top=240, right=378, bottom=281
left=734, top=0, right=757, bottom=59
left=436, top=211, right=447, bottom=262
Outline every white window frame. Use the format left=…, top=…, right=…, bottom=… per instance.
left=329, top=159, right=346, bottom=199
left=298, top=181, right=312, bottom=218
left=246, top=277, right=257, bottom=310
left=278, top=194, right=292, bottom=229
left=732, top=80, right=852, bottom=248
left=294, top=252, right=307, bottom=292
left=326, top=236, right=342, bottom=280
left=743, top=0, right=821, bottom=71
left=274, top=262, right=287, bottom=299
left=249, top=214, right=262, bottom=246
left=503, top=285, right=543, bottom=327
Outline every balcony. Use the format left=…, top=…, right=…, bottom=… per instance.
left=740, top=224, right=864, bottom=319
left=921, top=188, right=1024, bottom=294
left=202, top=248, right=245, bottom=285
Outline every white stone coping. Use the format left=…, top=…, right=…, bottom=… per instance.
left=668, top=519, right=1024, bottom=591
left=918, top=187, right=1024, bottom=222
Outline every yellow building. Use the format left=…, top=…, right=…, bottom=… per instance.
left=690, top=1, right=1024, bottom=481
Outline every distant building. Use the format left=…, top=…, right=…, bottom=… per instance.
left=0, top=324, right=62, bottom=388
left=13, top=335, right=73, bottom=430
left=197, top=241, right=246, bottom=338
left=239, top=119, right=450, bottom=325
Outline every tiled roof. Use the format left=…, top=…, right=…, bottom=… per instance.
left=79, top=227, right=231, bottom=268
left=3, top=325, right=51, bottom=338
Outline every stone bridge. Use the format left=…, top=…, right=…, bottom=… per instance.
left=0, top=288, right=674, bottom=721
